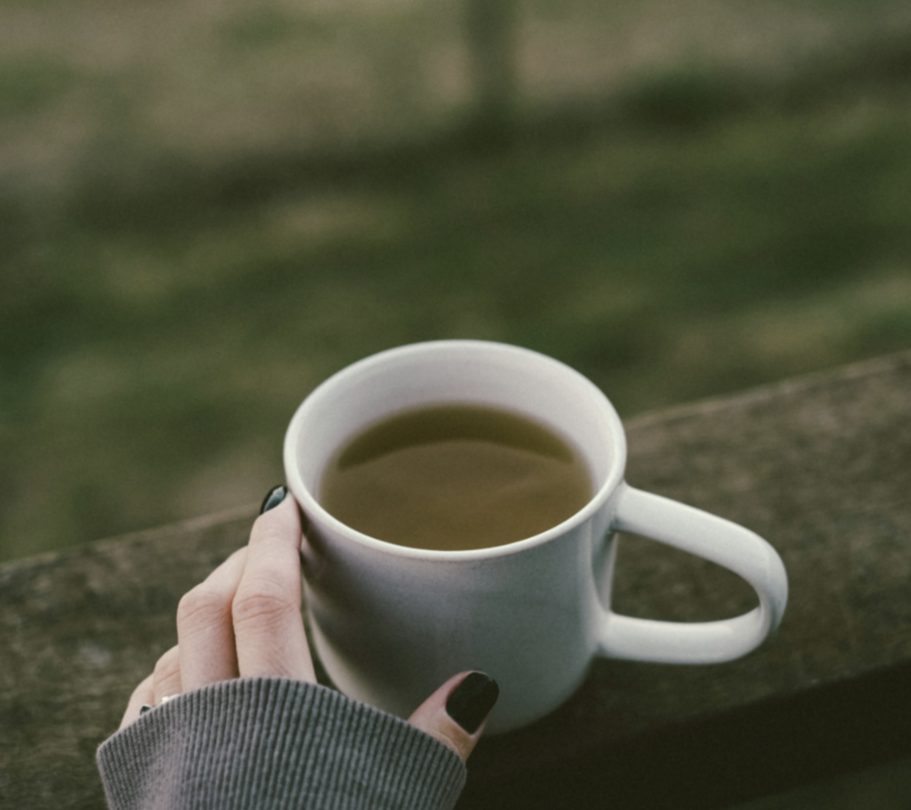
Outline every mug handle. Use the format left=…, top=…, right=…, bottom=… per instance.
left=597, top=484, right=788, bottom=664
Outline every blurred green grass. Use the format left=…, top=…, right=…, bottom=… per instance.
left=2, top=0, right=911, bottom=563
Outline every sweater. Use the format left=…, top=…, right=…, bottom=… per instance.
left=97, top=678, right=467, bottom=810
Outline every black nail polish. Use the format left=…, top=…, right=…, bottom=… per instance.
left=446, top=672, right=499, bottom=734
left=260, top=485, right=288, bottom=514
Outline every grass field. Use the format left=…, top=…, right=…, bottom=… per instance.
left=2, top=0, right=911, bottom=564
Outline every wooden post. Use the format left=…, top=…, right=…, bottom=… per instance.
left=464, top=0, right=518, bottom=147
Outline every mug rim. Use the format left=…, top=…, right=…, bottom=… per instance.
left=283, top=340, right=627, bottom=561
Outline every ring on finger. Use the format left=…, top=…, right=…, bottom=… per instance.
left=139, top=694, right=178, bottom=715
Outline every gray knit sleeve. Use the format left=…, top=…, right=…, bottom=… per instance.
left=97, top=678, right=467, bottom=810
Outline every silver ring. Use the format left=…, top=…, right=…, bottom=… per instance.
left=139, top=695, right=177, bottom=715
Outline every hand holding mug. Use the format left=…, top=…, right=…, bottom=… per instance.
left=120, top=487, right=499, bottom=763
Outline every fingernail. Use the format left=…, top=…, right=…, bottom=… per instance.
left=260, top=485, right=288, bottom=514
left=446, top=672, right=499, bottom=734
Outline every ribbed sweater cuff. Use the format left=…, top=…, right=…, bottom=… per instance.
left=97, top=678, right=466, bottom=810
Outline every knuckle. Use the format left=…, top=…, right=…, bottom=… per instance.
left=232, top=580, right=296, bottom=630
left=153, top=647, right=180, bottom=680
left=177, top=585, right=229, bottom=630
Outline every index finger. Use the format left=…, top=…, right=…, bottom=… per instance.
left=231, top=494, right=316, bottom=682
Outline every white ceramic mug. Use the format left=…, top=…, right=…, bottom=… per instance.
left=284, top=340, right=788, bottom=733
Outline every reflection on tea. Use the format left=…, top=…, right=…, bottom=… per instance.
left=320, top=404, right=592, bottom=551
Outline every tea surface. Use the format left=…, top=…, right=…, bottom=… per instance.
left=320, top=404, right=592, bottom=551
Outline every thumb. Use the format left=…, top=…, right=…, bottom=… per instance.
left=408, top=671, right=500, bottom=763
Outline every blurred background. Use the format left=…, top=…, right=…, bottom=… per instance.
left=2, top=0, right=911, bottom=567
left=2, top=2, right=911, bottom=806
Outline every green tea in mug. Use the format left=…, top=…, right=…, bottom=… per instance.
left=320, top=404, right=593, bottom=551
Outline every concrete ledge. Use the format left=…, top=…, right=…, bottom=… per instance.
left=2, top=351, right=911, bottom=809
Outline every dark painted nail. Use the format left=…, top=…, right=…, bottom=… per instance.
left=260, top=485, right=288, bottom=514
left=446, top=672, right=499, bottom=734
